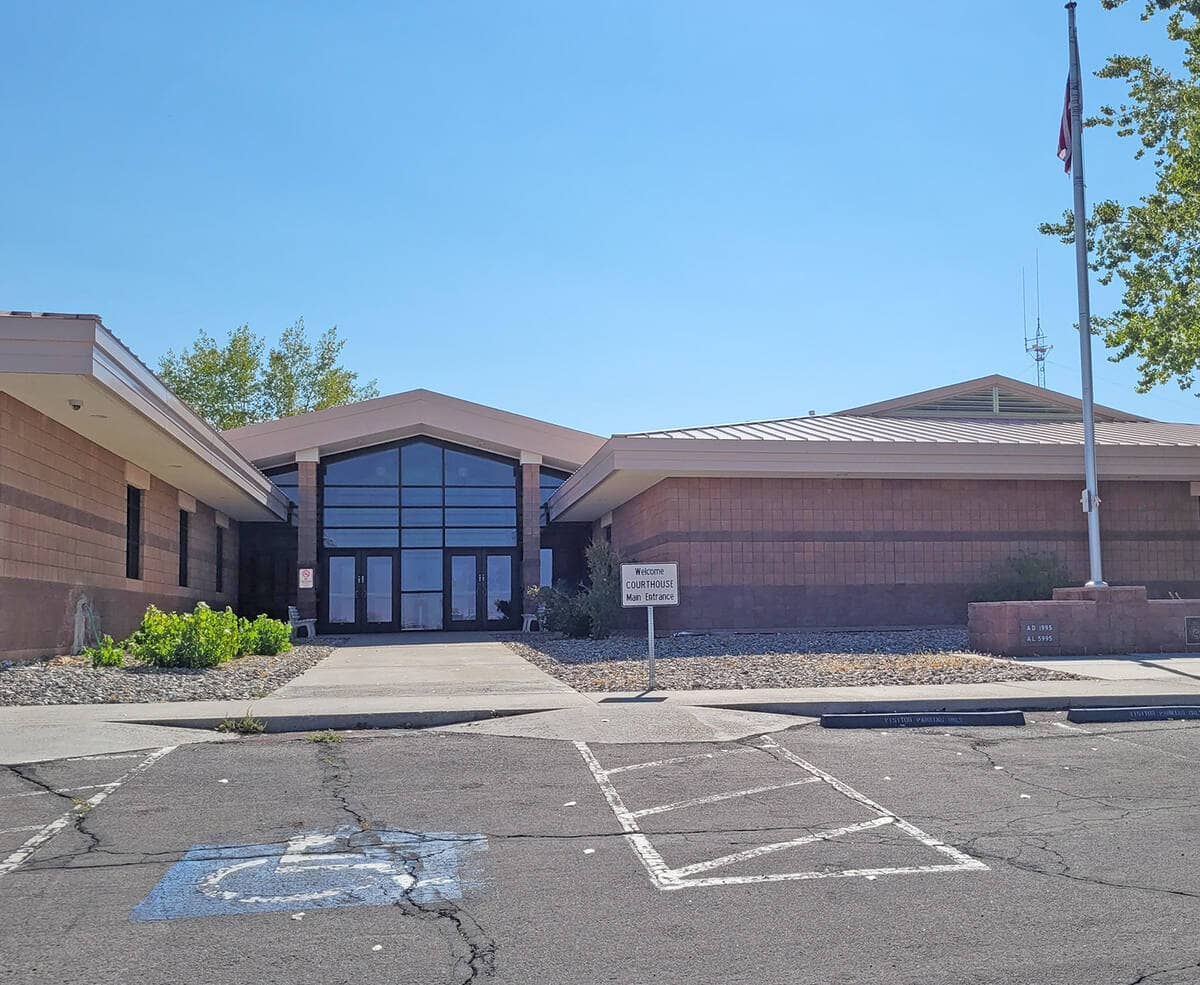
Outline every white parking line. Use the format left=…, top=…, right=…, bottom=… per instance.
left=671, top=817, right=895, bottom=878
left=576, top=737, right=988, bottom=891
left=0, top=746, right=176, bottom=880
left=629, top=778, right=819, bottom=819
left=0, top=784, right=116, bottom=802
left=603, top=749, right=751, bottom=776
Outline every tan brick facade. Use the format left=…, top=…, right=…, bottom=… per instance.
left=609, top=477, right=1200, bottom=630
left=0, top=392, right=239, bottom=660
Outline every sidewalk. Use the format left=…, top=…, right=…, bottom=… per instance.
left=4, top=643, right=1200, bottom=763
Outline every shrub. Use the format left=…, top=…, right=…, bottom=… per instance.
left=541, top=582, right=592, bottom=637
left=537, top=541, right=625, bottom=639
left=244, top=614, right=292, bottom=656
left=974, top=551, right=1069, bottom=602
left=83, top=635, right=124, bottom=668
left=126, top=605, right=186, bottom=666
left=581, top=540, right=623, bottom=639
left=174, top=603, right=242, bottom=668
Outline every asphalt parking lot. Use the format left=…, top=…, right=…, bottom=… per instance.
left=2, top=716, right=1199, bottom=985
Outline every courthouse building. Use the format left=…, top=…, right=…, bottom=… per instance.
left=5, top=310, right=1200, bottom=659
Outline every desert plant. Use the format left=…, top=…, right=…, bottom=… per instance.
left=974, top=551, right=1070, bottom=602
left=581, top=540, right=623, bottom=639
left=216, top=712, right=266, bottom=735
left=308, top=729, right=342, bottom=744
left=540, top=581, right=592, bottom=638
left=243, top=614, right=292, bottom=656
left=83, top=635, right=124, bottom=668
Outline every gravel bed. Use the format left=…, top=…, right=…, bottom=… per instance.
left=504, top=628, right=1083, bottom=691
left=0, top=639, right=343, bottom=706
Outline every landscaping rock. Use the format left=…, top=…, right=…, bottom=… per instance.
left=0, top=640, right=341, bottom=706
left=504, top=628, right=1083, bottom=691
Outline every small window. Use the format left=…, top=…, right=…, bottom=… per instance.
left=215, top=527, right=224, bottom=593
left=540, top=548, right=553, bottom=587
left=178, top=510, right=189, bottom=587
left=125, top=486, right=141, bottom=580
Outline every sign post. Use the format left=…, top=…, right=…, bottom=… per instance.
left=620, top=562, right=679, bottom=691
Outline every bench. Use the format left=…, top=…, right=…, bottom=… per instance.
left=288, top=606, right=317, bottom=641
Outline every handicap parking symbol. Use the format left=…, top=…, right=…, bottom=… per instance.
left=131, top=825, right=487, bottom=922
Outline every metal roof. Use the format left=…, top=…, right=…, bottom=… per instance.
left=617, top=415, right=1200, bottom=447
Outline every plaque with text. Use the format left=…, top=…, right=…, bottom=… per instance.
left=1020, top=620, right=1057, bottom=646
left=1186, top=616, right=1200, bottom=647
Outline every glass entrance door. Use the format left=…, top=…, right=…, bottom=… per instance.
left=324, top=551, right=396, bottom=632
left=445, top=550, right=517, bottom=630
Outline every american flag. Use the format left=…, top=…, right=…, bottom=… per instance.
left=1057, top=79, right=1072, bottom=173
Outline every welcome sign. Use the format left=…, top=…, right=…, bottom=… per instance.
left=621, top=563, right=679, bottom=607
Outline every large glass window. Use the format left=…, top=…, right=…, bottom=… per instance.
left=266, top=466, right=301, bottom=506
left=540, top=468, right=569, bottom=506
left=324, top=448, right=398, bottom=485
left=322, top=441, right=519, bottom=551
left=320, top=439, right=520, bottom=628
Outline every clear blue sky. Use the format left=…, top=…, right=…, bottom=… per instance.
left=3, top=1, right=1193, bottom=433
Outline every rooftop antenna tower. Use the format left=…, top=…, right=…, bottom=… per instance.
left=1023, top=253, right=1052, bottom=388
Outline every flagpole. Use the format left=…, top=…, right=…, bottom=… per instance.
left=1066, top=0, right=1106, bottom=587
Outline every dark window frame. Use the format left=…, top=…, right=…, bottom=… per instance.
left=125, top=485, right=142, bottom=580
left=319, top=437, right=519, bottom=551
left=178, top=509, right=189, bottom=587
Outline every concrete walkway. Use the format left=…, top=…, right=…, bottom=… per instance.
left=7, top=641, right=1200, bottom=762
left=272, top=632, right=581, bottom=701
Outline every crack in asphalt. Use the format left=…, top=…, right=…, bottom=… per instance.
left=312, top=743, right=497, bottom=984
left=1124, top=959, right=1200, bottom=984
left=2, top=763, right=102, bottom=856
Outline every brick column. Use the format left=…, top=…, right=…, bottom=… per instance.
left=519, top=453, right=542, bottom=614
left=296, top=450, right=319, bottom=620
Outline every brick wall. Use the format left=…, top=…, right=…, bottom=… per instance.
left=609, top=477, right=1200, bottom=630
left=0, top=392, right=240, bottom=660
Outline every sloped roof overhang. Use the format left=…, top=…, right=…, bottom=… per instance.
left=0, top=313, right=290, bottom=522
left=223, top=388, right=606, bottom=472
left=548, top=432, right=1200, bottom=522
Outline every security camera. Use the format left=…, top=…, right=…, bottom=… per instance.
left=68, top=399, right=82, bottom=411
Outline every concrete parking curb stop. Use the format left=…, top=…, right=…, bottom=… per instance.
left=1066, top=705, right=1200, bottom=725
left=820, top=711, right=1026, bottom=729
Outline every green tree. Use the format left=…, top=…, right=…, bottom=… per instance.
left=1040, top=0, right=1200, bottom=394
left=159, top=319, right=379, bottom=430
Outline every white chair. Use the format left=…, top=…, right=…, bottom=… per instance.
left=288, top=605, right=317, bottom=641
left=521, top=605, right=546, bottom=632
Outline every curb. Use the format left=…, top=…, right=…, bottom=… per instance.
left=700, top=692, right=1200, bottom=718
left=130, top=708, right=543, bottom=734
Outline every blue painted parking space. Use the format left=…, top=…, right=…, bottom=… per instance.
left=131, top=824, right=487, bottom=922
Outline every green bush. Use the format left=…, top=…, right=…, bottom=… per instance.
left=244, top=614, right=292, bottom=656
left=126, top=605, right=186, bottom=666
left=83, top=634, right=124, bottom=668
left=124, top=604, right=292, bottom=667
left=537, top=541, right=625, bottom=639
left=174, top=603, right=241, bottom=668
left=540, top=581, right=593, bottom=637
left=581, top=540, right=623, bottom=639
left=974, top=551, right=1069, bottom=602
